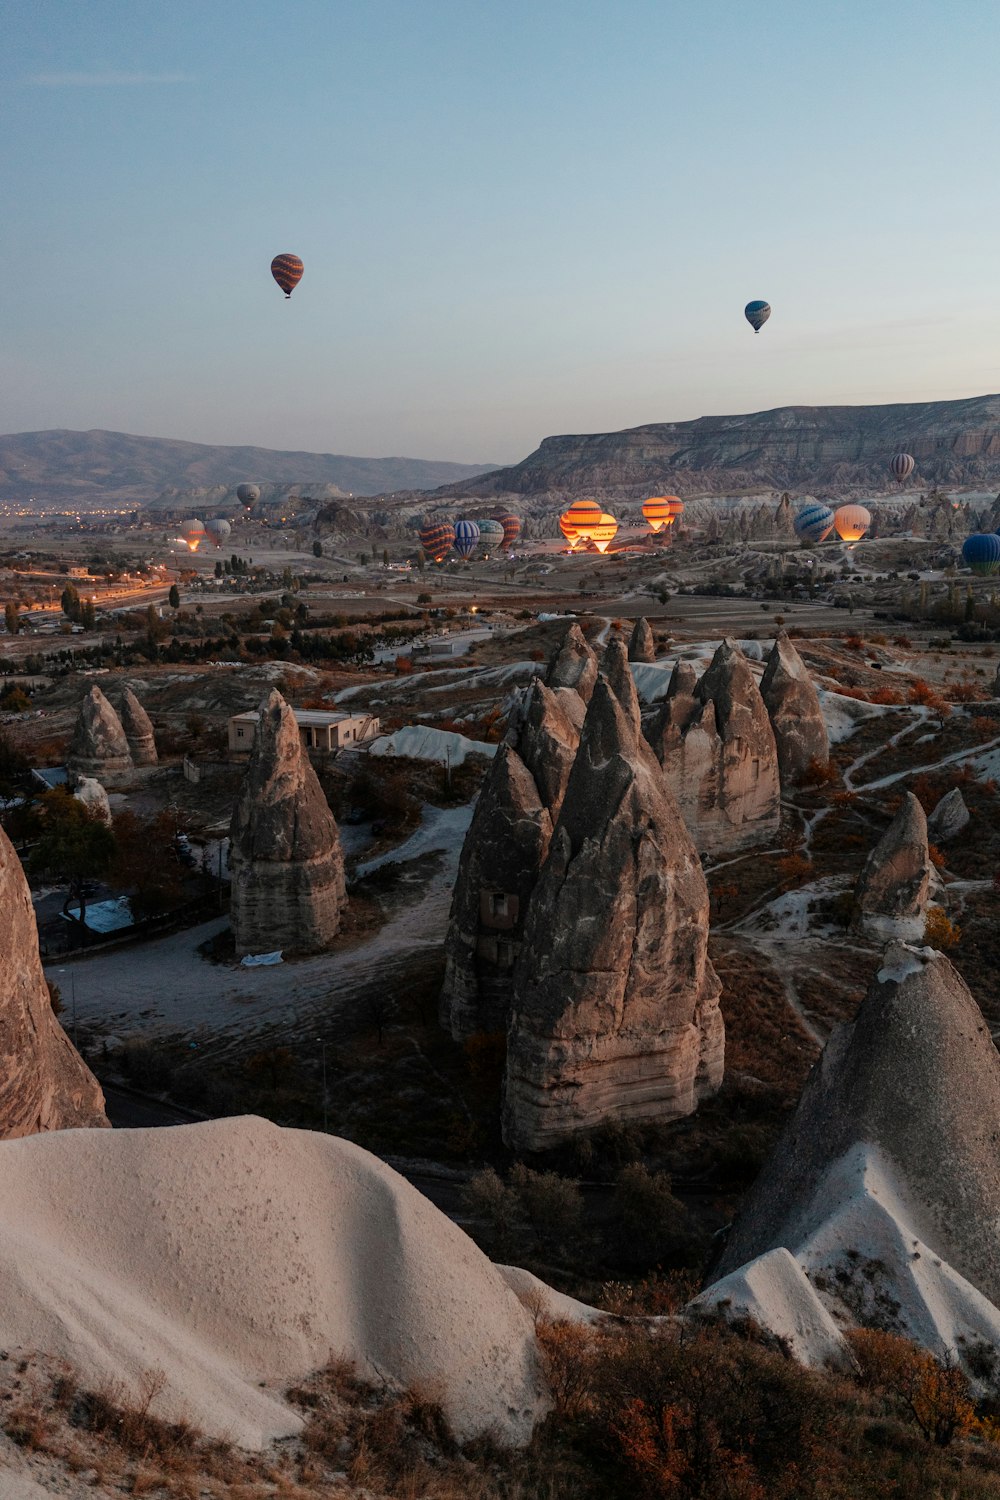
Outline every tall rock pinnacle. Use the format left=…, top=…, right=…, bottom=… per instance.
left=441, top=680, right=580, bottom=1040
left=119, top=686, right=158, bottom=767
left=0, top=825, right=108, bottom=1137
left=502, top=675, right=724, bottom=1152
left=628, top=617, right=656, bottom=663
left=760, top=632, right=829, bottom=784
left=544, top=623, right=598, bottom=706
left=67, top=685, right=133, bottom=779
left=229, top=690, right=347, bottom=956
left=853, top=791, right=931, bottom=939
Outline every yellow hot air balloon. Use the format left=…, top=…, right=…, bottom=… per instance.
left=565, top=499, right=602, bottom=542
left=559, top=510, right=579, bottom=544
left=642, top=497, right=673, bottom=532
left=833, top=504, right=871, bottom=542
left=591, top=512, right=619, bottom=553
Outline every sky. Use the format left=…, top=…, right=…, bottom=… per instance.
left=4, top=0, right=1000, bottom=465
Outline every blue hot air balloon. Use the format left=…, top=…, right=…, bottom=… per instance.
left=962, top=533, right=1000, bottom=576
left=453, top=519, right=481, bottom=559
left=745, top=300, right=771, bottom=333
left=794, top=502, right=835, bottom=543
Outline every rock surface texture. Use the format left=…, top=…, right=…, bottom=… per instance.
left=628, top=617, right=656, bottom=663
left=229, top=690, right=347, bottom=956
left=710, top=946, right=1000, bottom=1364
left=119, top=686, right=158, bottom=766
left=854, top=791, right=931, bottom=938
left=66, top=685, right=133, bottom=778
left=544, top=623, right=598, bottom=705
left=0, top=823, right=108, bottom=1138
left=927, top=787, right=970, bottom=844
left=71, top=776, right=111, bottom=825
left=760, top=632, right=829, bottom=783
left=502, top=675, right=724, bottom=1152
left=441, top=681, right=580, bottom=1040
left=646, top=642, right=781, bottom=855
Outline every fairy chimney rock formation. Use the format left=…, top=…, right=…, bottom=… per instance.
left=502, top=675, right=724, bottom=1153
left=600, top=636, right=642, bottom=727
left=628, top=617, right=656, bottom=663
left=72, top=776, right=111, bottom=825
left=713, top=946, right=1000, bottom=1331
left=646, top=641, right=781, bottom=855
left=854, top=791, right=931, bottom=939
left=927, top=787, right=970, bottom=845
left=229, top=690, right=347, bottom=956
left=0, top=824, right=108, bottom=1137
left=67, top=686, right=133, bottom=778
left=760, top=632, right=829, bottom=784
left=545, top=623, right=598, bottom=706
left=441, top=680, right=580, bottom=1040
left=119, top=686, right=158, bottom=766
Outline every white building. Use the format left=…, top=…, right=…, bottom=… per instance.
left=228, top=707, right=380, bottom=759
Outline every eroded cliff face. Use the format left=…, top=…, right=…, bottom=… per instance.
left=440, top=680, right=580, bottom=1041
left=427, top=394, right=1000, bottom=501
left=0, top=825, right=108, bottom=1138
left=229, top=690, right=347, bottom=956
left=67, top=686, right=133, bottom=779
left=502, top=677, right=724, bottom=1153
left=646, top=642, right=781, bottom=856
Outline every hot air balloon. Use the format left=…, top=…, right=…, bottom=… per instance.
left=794, top=502, right=835, bottom=543
left=745, top=300, right=771, bottom=333
left=418, top=518, right=455, bottom=563
left=963, top=533, right=1000, bottom=576
left=559, top=510, right=579, bottom=545
left=642, top=497, right=673, bottom=533
left=236, top=484, right=260, bottom=510
left=497, top=512, right=521, bottom=548
left=833, top=504, right=871, bottom=542
left=564, top=499, right=602, bottom=542
left=181, top=519, right=206, bottom=553
left=666, top=497, right=684, bottom=527
left=453, top=519, right=481, bottom=559
left=205, top=518, right=232, bottom=548
left=890, top=452, right=915, bottom=485
left=271, top=254, right=304, bottom=299
left=476, top=518, right=504, bottom=551
left=590, top=513, right=619, bottom=554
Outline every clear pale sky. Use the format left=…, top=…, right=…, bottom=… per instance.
left=4, top=0, right=1000, bottom=464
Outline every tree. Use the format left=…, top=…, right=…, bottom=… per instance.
left=111, top=810, right=184, bottom=919
left=29, top=788, right=117, bottom=932
left=382, top=549, right=389, bottom=568
left=312, top=540, right=323, bottom=558
left=168, top=584, right=180, bottom=609
left=4, top=602, right=19, bottom=635
left=80, top=600, right=96, bottom=630
left=60, top=584, right=80, bottom=621
left=214, top=559, right=223, bottom=578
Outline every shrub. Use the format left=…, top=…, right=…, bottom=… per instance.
left=848, top=1328, right=974, bottom=1447
left=923, top=907, right=961, bottom=949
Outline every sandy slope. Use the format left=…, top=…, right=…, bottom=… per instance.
left=0, top=1116, right=546, bottom=1448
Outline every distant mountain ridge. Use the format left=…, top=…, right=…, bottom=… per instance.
left=425, top=394, right=1000, bottom=503
left=0, top=429, right=496, bottom=504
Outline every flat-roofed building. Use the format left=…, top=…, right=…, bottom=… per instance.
left=228, top=707, right=380, bottom=759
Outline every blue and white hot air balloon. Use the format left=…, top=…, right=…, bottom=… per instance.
left=794, top=502, right=835, bottom=543
left=744, top=300, right=771, bottom=333
left=453, top=519, right=481, bottom=559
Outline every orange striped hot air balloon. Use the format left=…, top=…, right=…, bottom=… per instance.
left=270, top=253, right=304, bottom=299
left=565, top=499, right=601, bottom=542
left=642, top=497, right=673, bottom=533
left=666, top=497, right=683, bottom=524
left=559, top=510, right=579, bottom=544
left=591, top=513, right=619, bottom=553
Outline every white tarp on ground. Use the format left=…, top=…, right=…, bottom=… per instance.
left=369, top=725, right=499, bottom=765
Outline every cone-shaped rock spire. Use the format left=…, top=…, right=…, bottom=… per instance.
left=545, top=623, right=598, bottom=705
left=441, top=680, right=580, bottom=1040
left=119, top=686, right=158, bottom=767
left=0, top=824, right=108, bottom=1137
left=627, top=617, right=656, bottom=663
left=854, top=791, right=931, bottom=939
left=502, top=674, right=724, bottom=1152
left=229, top=690, right=347, bottom=956
left=67, top=686, right=132, bottom=778
left=760, top=632, right=829, bottom=784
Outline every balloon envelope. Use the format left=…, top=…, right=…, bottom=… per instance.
left=890, top=452, right=915, bottom=484
left=497, top=512, right=521, bottom=548
left=205, top=518, right=232, bottom=547
left=963, top=533, right=1000, bottom=575
left=745, top=300, right=771, bottom=332
left=565, top=499, right=601, bottom=540
left=453, top=519, right=481, bottom=559
left=418, top=518, right=455, bottom=563
left=642, top=497, right=673, bottom=532
left=833, top=504, right=871, bottom=542
left=271, top=254, right=304, bottom=298
left=559, top=510, right=579, bottom=543
left=236, top=484, right=260, bottom=510
left=794, top=502, right=835, bottom=543
left=591, top=512, right=619, bottom=553
left=181, top=519, right=206, bottom=552
left=477, top=518, right=504, bottom=544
